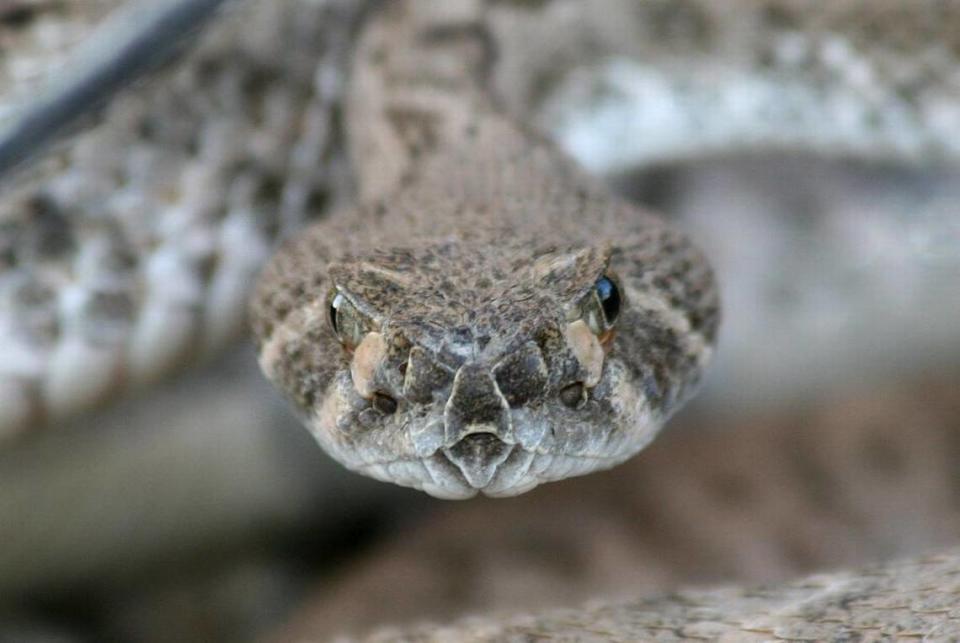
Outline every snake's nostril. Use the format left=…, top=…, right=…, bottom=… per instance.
left=372, top=392, right=398, bottom=414
left=559, top=382, right=586, bottom=409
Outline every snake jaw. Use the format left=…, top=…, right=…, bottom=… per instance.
left=309, top=345, right=670, bottom=499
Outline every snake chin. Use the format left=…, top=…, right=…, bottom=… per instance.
left=352, top=443, right=642, bottom=500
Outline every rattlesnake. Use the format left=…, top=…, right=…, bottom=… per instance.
left=3, top=0, right=960, bottom=637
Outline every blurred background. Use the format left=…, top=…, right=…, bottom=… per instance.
left=1, top=1, right=959, bottom=641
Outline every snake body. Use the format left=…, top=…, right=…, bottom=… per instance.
left=0, top=0, right=356, bottom=438
left=251, top=1, right=718, bottom=498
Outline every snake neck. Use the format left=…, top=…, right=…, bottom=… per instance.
left=347, top=1, right=508, bottom=203
left=345, top=0, right=625, bottom=243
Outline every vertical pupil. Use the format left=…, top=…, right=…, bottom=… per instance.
left=329, top=292, right=343, bottom=333
left=595, top=276, right=620, bottom=324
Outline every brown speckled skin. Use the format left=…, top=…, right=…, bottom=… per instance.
left=251, top=0, right=718, bottom=498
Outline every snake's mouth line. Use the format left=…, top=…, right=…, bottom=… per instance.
left=351, top=436, right=637, bottom=499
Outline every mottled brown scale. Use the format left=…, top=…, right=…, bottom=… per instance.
left=251, top=0, right=719, bottom=498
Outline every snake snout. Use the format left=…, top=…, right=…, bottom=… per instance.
left=444, top=432, right=513, bottom=489
left=443, top=362, right=513, bottom=445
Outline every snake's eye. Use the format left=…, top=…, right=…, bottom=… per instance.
left=595, top=275, right=621, bottom=324
left=328, top=289, right=367, bottom=350
left=581, top=274, right=622, bottom=335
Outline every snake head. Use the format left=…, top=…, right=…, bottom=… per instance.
left=253, top=222, right=718, bottom=499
